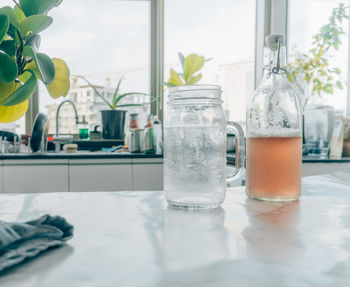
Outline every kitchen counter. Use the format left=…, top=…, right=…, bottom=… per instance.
left=0, top=151, right=163, bottom=160
left=3, top=152, right=349, bottom=162
left=0, top=172, right=350, bottom=286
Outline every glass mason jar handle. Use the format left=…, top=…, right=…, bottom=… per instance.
left=226, top=121, right=245, bottom=184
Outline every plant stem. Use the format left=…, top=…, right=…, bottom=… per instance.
left=12, top=0, right=22, bottom=11
left=16, top=30, right=25, bottom=74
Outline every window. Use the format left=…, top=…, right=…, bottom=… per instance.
left=288, top=0, right=349, bottom=111
left=37, top=0, right=151, bottom=134
left=164, top=0, right=256, bottom=122
left=4, top=0, right=350, bottom=137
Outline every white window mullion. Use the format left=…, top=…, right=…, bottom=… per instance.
left=150, top=0, right=164, bottom=119
left=347, top=0, right=350, bottom=116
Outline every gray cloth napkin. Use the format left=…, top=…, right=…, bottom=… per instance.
left=0, top=215, right=73, bottom=272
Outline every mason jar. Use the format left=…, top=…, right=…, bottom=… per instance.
left=164, top=85, right=245, bottom=208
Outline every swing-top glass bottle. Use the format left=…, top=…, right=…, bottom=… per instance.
left=246, top=34, right=303, bottom=201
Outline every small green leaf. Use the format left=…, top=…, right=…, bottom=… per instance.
left=1, top=70, right=37, bottom=106
left=19, top=0, right=63, bottom=17
left=164, top=82, right=176, bottom=87
left=23, top=46, right=55, bottom=84
left=168, top=68, right=184, bottom=86
left=112, top=77, right=123, bottom=106
left=188, top=73, right=202, bottom=85
left=25, top=34, right=41, bottom=51
left=114, top=92, right=147, bottom=107
left=333, top=67, right=341, bottom=75
left=178, top=52, right=185, bottom=69
left=0, top=6, right=19, bottom=30
left=0, top=52, right=18, bottom=84
left=336, top=81, right=343, bottom=89
left=0, top=40, right=16, bottom=56
left=13, top=5, right=26, bottom=23
left=184, top=54, right=205, bottom=83
left=0, top=15, right=9, bottom=44
left=19, top=15, right=53, bottom=37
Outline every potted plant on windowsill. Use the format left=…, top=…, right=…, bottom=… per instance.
left=287, top=3, right=348, bottom=106
left=0, top=0, right=70, bottom=124
left=76, top=75, right=151, bottom=139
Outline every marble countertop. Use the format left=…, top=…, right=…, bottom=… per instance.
left=0, top=172, right=350, bottom=286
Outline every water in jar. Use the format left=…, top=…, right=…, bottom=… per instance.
left=164, top=123, right=226, bottom=208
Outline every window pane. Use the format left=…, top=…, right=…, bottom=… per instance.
left=38, top=0, right=150, bottom=134
left=288, top=0, right=348, bottom=111
left=164, top=0, right=256, bottom=122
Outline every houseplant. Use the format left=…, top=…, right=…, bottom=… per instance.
left=164, top=52, right=211, bottom=87
left=287, top=3, right=348, bottom=151
left=76, top=75, right=151, bottom=139
left=0, top=0, right=70, bottom=123
left=287, top=3, right=348, bottom=105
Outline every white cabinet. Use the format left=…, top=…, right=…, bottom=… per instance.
left=69, top=159, right=133, bottom=192
left=3, top=160, right=69, bottom=193
left=132, top=158, right=163, bottom=191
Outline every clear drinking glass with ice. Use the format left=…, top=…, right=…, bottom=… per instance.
left=164, top=85, right=245, bottom=208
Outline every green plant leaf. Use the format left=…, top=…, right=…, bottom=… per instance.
left=163, top=82, right=176, bottom=87
left=0, top=17, right=9, bottom=43
left=23, top=46, right=55, bottom=84
left=114, top=92, right=147, bottom=107
left=0, top=40, right=16, bottom=56
left=116, top=104, right=145, bottom=108
left=0, top=99, right=29, bottom=123
left=178, top=52, right=185, bottom=69
left=168, top=68, right=184, bottom=86
left=0, top=15, right=9, bottom=44
left=184, top=54, right=205, bottom=83
left=0, top=52, right=18, bottom=84
left=19, top=0, right=63, bottom=17
left=333, top=67, right=341, bottom=75
left=25, top=34, right=41, bottom=51
left=0, top=6, right=19, bottom=30
left=336, top=81, right=343, bottom=89
left=112, top=77, right=123, bottom=107
left=1, top=70, right=37, bottom=106
left=188, top=73, right=202, bottom=85
left=45, top=58, right=70, bottom=99
left=0, top=81, right=16, bottom=102
left=13, top=5, right=26, bottom=23
left=19, top=15, right=53, bottom=37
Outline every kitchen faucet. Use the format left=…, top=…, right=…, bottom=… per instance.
left=55, top=99, right=82, bottom=151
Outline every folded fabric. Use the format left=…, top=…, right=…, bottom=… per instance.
left=0, top=214, right=73, bottom=272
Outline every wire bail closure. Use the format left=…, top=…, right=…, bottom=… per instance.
left=272, top=37, right=286, bottom=74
